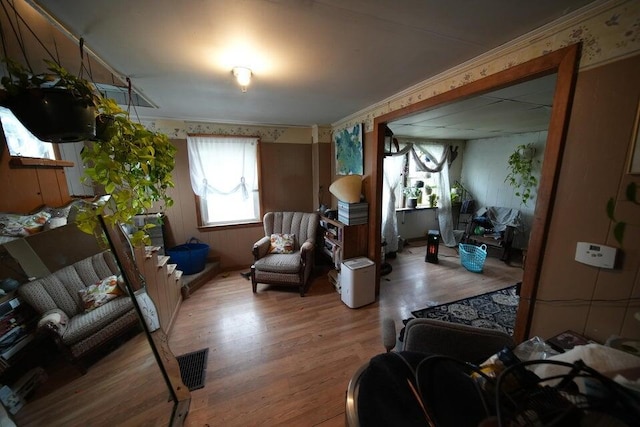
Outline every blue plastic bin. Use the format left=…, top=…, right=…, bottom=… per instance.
left=167, top=238, right=209, bottom=275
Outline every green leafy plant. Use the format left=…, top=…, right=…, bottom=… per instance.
left=2, top=59, right=175, bottom=242
left=450, top=182, right=463, bottom=203
left=1, top=58, right=99, bottom=107
left=402, top=186, right=422, bottom=199
left=505, top=143, right=539, bottom=206
left=606, top=182, right=639, bottom=245
left=428, top=193, right=438, bottom=208
left=76, top=97, right=176, bottom=246
left=1, top=58, right=100, bottom=142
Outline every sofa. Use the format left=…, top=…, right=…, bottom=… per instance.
left=16, top=250, right=140, bottom=373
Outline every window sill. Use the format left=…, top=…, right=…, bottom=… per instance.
left=9, top=156, right=74, bottom=168
left=198, top=220, right=263, bottom=232
left=396, top=206, right=438, bottom=212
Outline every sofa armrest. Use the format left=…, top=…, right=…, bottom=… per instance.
left=36, top=308, right=69, bottom=338
left=402, top=318, right=514, bottom=364
left=300, top=239, right=315, bottom=265
left=252, top=236, right=271, bottom=260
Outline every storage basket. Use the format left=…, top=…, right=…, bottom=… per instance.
left=166, top=238, right=209, bottom=275
left=459, top=243, right=487, bottom=273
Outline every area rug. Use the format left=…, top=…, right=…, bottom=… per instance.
left=176, top=348, right=209, bottom=391
left=411, top=285, right=519, bottom=334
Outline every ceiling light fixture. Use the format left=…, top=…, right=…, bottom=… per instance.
left=232, top=67, right=252, bottom=92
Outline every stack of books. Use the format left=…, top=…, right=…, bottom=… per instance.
left=338, top=201, right=368, bottom=225
left=0, top=298, right=35, bottom=365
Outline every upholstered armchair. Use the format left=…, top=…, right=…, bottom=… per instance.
left=251, top=212, right=319, bottom=296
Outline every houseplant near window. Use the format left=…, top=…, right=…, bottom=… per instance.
left=428, top=193, right=438, bottom=208
left=1, top=54, right=176, bottom=244
left=1, top=58, right=175, bottom=245
left=0, top=59, right=98, bottom=142
left=403, top=186, right=422, bottom=208
left=505, top=143, right=539, bottom=206
left=76, top=97, right=176, bottom=246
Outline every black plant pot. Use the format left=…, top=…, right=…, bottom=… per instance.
left=407, top=198, right=418, bottom=209
left=95, top=114, right=116, bottom=142
left=8, top=88, right=96, bottom=143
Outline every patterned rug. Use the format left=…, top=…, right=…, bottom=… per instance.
left=411, top=285, right=519, bottom=335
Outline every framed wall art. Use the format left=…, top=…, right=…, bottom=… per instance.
left=334, top=123, right=364, bottom=175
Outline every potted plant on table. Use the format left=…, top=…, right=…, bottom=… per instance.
left=428, top=193, right=438, bottom=208
left=403, top=186, right=422, bottom=209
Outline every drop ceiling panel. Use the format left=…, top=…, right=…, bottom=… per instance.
left=388, top=73, right=556, bottom=140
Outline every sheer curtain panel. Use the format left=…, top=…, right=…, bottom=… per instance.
left=187, top=135, right=260, bottom=226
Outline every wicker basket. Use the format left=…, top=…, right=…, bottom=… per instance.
left=459, top=243, right=487, bottom=273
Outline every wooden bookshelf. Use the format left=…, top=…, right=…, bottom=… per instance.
left=319, top=216, right=367, bottom=264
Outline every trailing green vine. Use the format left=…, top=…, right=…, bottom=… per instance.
left=505, top=143, right=539, bottom=206
left=76, top=98, right=176, bottom=246
left=606, top=182, right=639, bottom=245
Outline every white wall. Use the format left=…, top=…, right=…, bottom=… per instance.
left=395, top=208, right=439, bottom=241
left=58, top=141, right=95, bottom=197
left=460, top=131, right=547, bottom=248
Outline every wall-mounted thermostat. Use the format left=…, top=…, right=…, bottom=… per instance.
left=575, top=242, right=617, bottom=269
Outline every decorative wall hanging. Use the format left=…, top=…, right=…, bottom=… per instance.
left=334, top=123, right=363, bottom=175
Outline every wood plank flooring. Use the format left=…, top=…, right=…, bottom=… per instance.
left=13, top=242, right=522, bottom=426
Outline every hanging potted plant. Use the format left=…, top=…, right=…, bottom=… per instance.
left=0, top=59, right=98, bottom=142
left=0, top=56, right=175, bottom=245
left=75, top=97, right=177, bottom=246
left=505, top=143, right=539, bottom=206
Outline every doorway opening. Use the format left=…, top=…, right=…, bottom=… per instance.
left=370, top=44, right=581, bottom=342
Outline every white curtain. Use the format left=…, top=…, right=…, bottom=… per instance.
left=412, top=143, right=456, bottom=247
left=187, top=135, right=259, bottom=224
left=382, top=154, right=405, bottom=253
left=381, top=142, right=457, bottom=249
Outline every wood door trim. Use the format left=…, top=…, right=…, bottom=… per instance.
left=371, top=44, right=581, bottom=342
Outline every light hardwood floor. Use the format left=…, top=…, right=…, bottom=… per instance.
left=14, top=242, right=522, bottom=426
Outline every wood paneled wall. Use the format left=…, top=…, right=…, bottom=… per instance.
left=163, top=138, right=327, bottom=271
left=0, top=139, right=72, bottom=213
left=530, top=54, right=640, bottom=342
left=260, top=142, right=313, bottom=213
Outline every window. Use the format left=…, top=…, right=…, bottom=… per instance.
left=0, top=106, right=56, bottom=159
left=389, top=143, right=450, bottom=209
left=187, top=135, right=261, bottom=226
left=406, top=151, right=439, bottom=207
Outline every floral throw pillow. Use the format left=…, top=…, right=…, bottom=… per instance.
left=269, top=233, right=295, bottom=254
left=78, top=275, right=123, bottom=312
left=0, top=210, right=51, bottom=237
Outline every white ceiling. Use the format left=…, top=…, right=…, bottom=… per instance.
left=4, top=0, right=596, bottom=132
left=388, top=73, right=558, bottom=140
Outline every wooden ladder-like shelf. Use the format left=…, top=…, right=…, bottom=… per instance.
left=133, top=245, right=183, bottom=333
